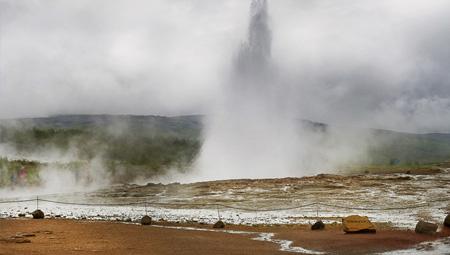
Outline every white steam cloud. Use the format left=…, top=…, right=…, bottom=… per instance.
left=194, top=0, right=301, bottom=180
left=0, top=0, right=449, bottom=134
left=0, top=0, right=450, bottom=183
left=193, top=0, right=384, bottom=180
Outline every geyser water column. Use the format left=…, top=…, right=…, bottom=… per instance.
left=195, top=0, right=301, bottom=180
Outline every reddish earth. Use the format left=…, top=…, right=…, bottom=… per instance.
left=0, top=219, right=449, bottom=255
left=276, top=226, right=450, bottom=254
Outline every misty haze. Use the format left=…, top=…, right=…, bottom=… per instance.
left=1, top=1, right=450, bottom=254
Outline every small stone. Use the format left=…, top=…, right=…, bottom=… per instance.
left=444, top=214, right=450, bottom=228
left=311, top=220, right=325, bottom=230
left=415, top=220, right=438, bottom=235
left=31, top=210, right=44, bottom=219
left=125, top=218, right=132, bottom=222
left=16, top=233, right=36, bottom=237
left=141, top=215, right=152, bottom=225
left=213, top=220, right=225, bottom=229
left=1, top=238, right=29, bottom=244
left=18, top=213, right=26, bottom=217
left=15, top=239, right=31, bottom=244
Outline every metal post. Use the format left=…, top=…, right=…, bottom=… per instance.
left=216, top=205, right=221, bottom=220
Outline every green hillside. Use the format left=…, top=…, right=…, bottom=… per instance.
left=0, top=115, right=202, bottom=184
left=0, top=115, right=449, bottom=186
left=367, top=130, right=450, bottom=165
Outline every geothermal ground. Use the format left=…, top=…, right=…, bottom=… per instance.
left=1, top=168, right=449, bottom=226
left=1, top=167, right=450, bottom=254
left=2, top=167, right=449, bottom=227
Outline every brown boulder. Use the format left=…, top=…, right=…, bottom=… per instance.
left=213, top=220, right=225, bottom=229
left=444, top=214, right=450, bottom=228
left=31, top=210, right=44, bottom=219
left=141, top=215, right=152, bottom=225
left=415, top=221, right=438, bottom=235
left=342, top=215, right=376, bottom=233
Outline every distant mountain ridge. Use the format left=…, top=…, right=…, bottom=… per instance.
left=2, top=113, right=449, bottom=134
left=1, top=114, right=450, bottom=165
left=0, top=114, right=203, bottom=139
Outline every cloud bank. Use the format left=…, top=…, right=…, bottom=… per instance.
left=1, top=0, right=449, bottom=133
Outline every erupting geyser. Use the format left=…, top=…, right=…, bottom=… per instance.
left=195, top=0, right=300, bottom=180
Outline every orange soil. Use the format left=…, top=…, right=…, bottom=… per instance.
left=1, top=219, right=449, bottom=255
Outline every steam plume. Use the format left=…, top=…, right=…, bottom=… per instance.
left=195, top=0, right=301, bottom=180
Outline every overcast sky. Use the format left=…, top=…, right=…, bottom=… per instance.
left=1, top=0, right=449, bottom=133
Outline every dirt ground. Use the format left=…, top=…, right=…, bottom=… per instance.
left=1, top=219, right=449, bottom=255
left=276, top=227, right=450, bottom=255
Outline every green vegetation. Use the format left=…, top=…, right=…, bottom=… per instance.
left=341, top=163, right=443, bottom=175
left=0, top=115, right=449, bottom=186
left=367, top=130, right=450, bottom=165
left=0, top=115, right=202, bottom=184
left=0, top=158, right=40, bottom=187
left=1, top=127, right=199, bottom=171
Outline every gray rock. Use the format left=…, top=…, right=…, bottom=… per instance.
left=213, top=220, right=225, bottom=229
left=31, top=210, right=44, bottom=219
left=141, top=215, right=152, bottom=225
left=444, top=214, right=450, bottom=228
left=415, top=220, right=438, bottom=235
left=311, top=220, right=325, bottom=230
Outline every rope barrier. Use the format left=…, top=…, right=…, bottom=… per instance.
left=0, top=197, right=447, bottom=212
left=0, top=199, right=36, bottom=204
left=38, top=198, right=144, bottom=207
left=315, top=202, right=431, bottom=211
